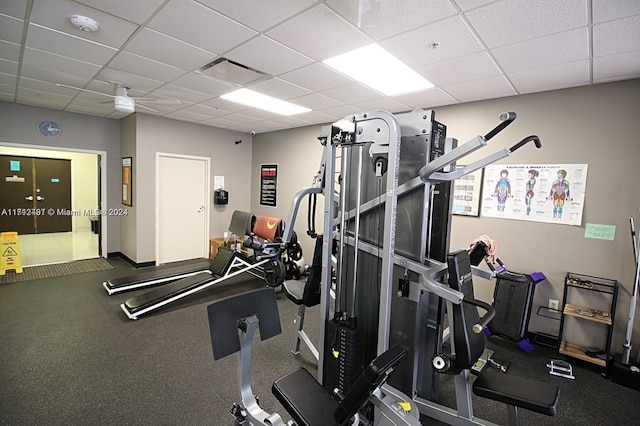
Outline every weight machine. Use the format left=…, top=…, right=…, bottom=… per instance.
left=275, top=108, right=554, bottom=425
left=215, top=108, right=556, bottom=425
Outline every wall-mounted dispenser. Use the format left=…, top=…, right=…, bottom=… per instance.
left=214, top=189, right=228, bottom=205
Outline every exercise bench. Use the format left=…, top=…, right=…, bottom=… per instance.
left=207, top=286, right=415, bottom=426
left=432, top=249, right=560, bottom=425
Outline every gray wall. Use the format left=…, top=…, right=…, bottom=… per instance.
left=132, top=113, right=252, bottom=263
left=0, top=102, right=121, bottom=253
left=252, top=79, right=640, bottom=357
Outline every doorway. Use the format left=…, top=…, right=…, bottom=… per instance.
left=0, top=146, right=103, bottom=266
left=156, top=153, right=210, bottom=265
left=0, top=155, right=73, bottom=234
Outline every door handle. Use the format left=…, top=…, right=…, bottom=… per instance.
left=36, top=195, right=45, bottom=201
left=25, top=195, right=34, bottom=201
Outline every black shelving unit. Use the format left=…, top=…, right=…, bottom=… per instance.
left=558, top=272, right=618, bottom=377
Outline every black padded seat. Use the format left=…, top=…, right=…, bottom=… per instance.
left=473, top=368, right=560, bottom=416
left=272, top=368, right=339, bottom=426
left=273, top=344, right=407, bottom=426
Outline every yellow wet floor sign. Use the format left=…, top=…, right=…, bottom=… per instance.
left=1, top=232, right=23, bottom=275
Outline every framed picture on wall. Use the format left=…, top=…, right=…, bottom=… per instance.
left=452, top=166, right=483, bottom=217
left=122, top=157, right=132, bottom=206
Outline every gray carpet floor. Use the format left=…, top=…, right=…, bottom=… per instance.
left=0, top=257, right=638, bottom=425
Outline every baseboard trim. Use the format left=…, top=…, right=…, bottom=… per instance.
left=107, top=252, right=155, bottom=268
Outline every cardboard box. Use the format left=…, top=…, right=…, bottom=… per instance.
left=209, top=237, right=245, bottom=259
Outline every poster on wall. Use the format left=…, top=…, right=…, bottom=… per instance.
left=480, top=164, right=587, bottom=226
left=452, top=167, right=483, bottom=217
left=122, top=157, right=132, bottom=206
left=260, top=164, right=278, bottom=207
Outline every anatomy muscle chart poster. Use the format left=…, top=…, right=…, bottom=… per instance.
left=480, top=164, right=587, bottom=226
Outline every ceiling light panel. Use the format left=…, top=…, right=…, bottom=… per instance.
left=221, top=88, right=311, bottom=115
left=322, top=43, right=434, bottom=96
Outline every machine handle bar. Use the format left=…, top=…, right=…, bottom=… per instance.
left=484, top=112, right=517, bottom=141
left=509, top=135, right=542, bottom=152
left=463, top=297, right=496, bottom=333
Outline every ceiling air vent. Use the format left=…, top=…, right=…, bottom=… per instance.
left=197, top=58, right=271, bottom=86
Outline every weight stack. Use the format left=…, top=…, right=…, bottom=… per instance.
left=323, top=319, right=363, bottom=395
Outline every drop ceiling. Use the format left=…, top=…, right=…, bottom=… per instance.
left=1, top=0, right=638, bottom=134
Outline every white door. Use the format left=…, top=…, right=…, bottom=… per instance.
left=156, top=153, right=210, bottom=264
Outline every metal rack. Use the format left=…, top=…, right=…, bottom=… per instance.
left=558, top=272, right=618, bottom=377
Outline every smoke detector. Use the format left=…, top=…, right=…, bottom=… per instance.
left=70, top=15, right=99, bottom=32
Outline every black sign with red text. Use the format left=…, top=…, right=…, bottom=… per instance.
left=260, top=164, right=277, bottom=207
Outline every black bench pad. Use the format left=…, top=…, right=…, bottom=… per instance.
left=272, top=368, right=339, bottom=426
left=473, top=368, right=559, bottom=416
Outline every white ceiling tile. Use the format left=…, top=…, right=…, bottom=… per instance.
left=319, top=82, right=382, bottom=104
left=392, top=88, right=458, bottom=109
left=109, top=51, right=185, bottom=83
left=443, top=75, right=516, bottom=102
left=151, top=83, right=213, bottom=103
left=509, top=60, right=590, bottom=94
left=148, top=0, right=257, bottom=54
left=0, top=14, right=24, bottom=44
left=279, top=63, right=353, bottom=92
left=233, top=107, right=281, bottom=121
left=96, top=68, right=164, bottom=93
left=30, top=0, right=138, bottom=48
left=0, top=72, right=15, bottom=86
left=492, top=28, right=589, bottom=73
left=225, top=35, right=313, bottom=77
left=326, top=0, right=456, bottom=40
left=593, top=15, right=640, bottom=57
left=19, top=76, right=77, bottom=97
left=352, top=97, right=411, bottom=114
left=290, top=92, right=344, bottom=110
left=22, top=48, right=101, bottom=80
left=248, top=77, right=311, bottom=100
left=0, top=1, right=27, bottom=19
left=294, top=110, right=335, bottom=125
left=266, top=4, right=371, bottom=61
left=199, top=115, right=245, bottom=128
left=452, top=0, right=497, bottom=12
left=419, top=51, right=502, bottom=86
left=200, top=97, right=250, bottom=113
left=465, top=0, right=587, bottom=48
left=19, top=63, right=93, bottom=89
left=17, top=88, right=72, bottom=108
left=4, top=0, right=639, bottom=133
left=195, top=0, right=317, bottom=32
left=380, top=15, right=485, bottom=69
left=592, top=0, right=640, bottom=24
left=0, top=84, right=15, bottom=97
left=270, top=115, right=313, bottom=128
left=26, top=24, right=117, bottom=66
left=73, top=0, right=167, bottom=25
left=0, top=40, right=21, bottom=62
left=179, top=103, right=230, bottom=118
left=165, top=108, right=213, bottom=122
left=170, top=72, right=236, bottom=97
left=0, top=59, right=18, bottom=76
left=125, top=29, right=216, bottom=71
left=593, top=52, right=640, bottom=82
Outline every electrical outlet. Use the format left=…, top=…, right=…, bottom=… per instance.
left=549, top=299, right=559, bottom=310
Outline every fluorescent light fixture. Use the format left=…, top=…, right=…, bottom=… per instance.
left=323, top=43, right=434, bottom=96
left=220, top=88, right=310, bottom=116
